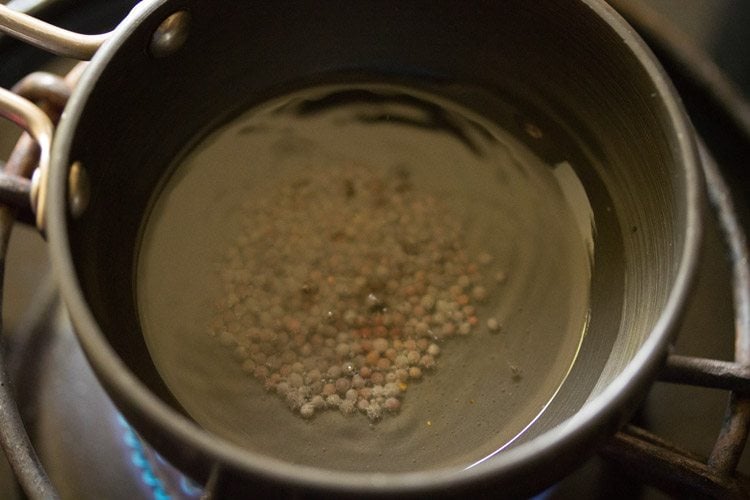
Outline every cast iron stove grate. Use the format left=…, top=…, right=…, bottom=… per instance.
left=0, top=1, right=749, bottom=498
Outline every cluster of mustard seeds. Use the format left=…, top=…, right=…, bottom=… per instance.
left=209, top=164, right=496, bottom=421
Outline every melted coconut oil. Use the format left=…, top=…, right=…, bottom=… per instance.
left=136, top=84, right=593, bottom=473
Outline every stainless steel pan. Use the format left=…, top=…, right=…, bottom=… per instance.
left=0, top=1, right=701, bottom=496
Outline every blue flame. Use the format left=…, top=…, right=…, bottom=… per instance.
left=116, top=413, right=201, bottom=500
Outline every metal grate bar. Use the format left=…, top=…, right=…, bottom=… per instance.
left=602, top=142, right=750, bottom=497
left=603, top=425, right=750, bottom=498
left=660, top=355, right=750, bottom=392
left=0, top=206, right=57, bottom=499
left=0, top=69, right=71, bottom=500
left=701, top=143, right=750, bottom=476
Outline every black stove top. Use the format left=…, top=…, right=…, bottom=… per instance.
left=0, top=1, right=748, bottom=498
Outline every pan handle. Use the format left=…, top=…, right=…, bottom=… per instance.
left=0, top=2, right=116, bottom=232
left=0, top=2, right=189, bottom=233
left=0, top=87, right=53, bottom=232
left=0, top=4, right=113, bottom=60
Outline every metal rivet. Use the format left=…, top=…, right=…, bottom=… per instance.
left=149, top=10, right=190, bottom=58
left=68, top=161, right=89, bottom=219
left=523, top=122, right=543, bottom=139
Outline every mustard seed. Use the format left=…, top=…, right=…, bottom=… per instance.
left=420, top=354, right=435, bottom=369
left=351, top=375, right=365, bottom=389
left=406, top=350, right=421, bottom=364
left=472, top=286, right=488, bottom=302
left=305, top=369, right=321, bottom=383
left=384, top=398, right=401, bottom=412
left=300, top=403, right=315, bottom=418
left=335, top=378, right=351, bottom=394
left=384, top=383, right=400, bottom=398
left=372, top=338, right=388, bottom=354
left=326, top=394, right=342, bottom=407
left=209, top=164, right=497, bottom=421
left=327, top=365, right=342, bottom=379
left=340, top=400, right=356, bottom=415
left=335, top=343, right=350, bottom=357
left=288, top=373, right=303, bottom=388
left=366, top=403, right=383, bottom=421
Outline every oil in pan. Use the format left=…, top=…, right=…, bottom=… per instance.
left=135, top=83, right=593, bottom=473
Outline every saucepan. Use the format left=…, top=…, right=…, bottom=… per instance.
left=0, top=1, right=700, bottom=497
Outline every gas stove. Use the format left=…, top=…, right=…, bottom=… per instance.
left=0, top=1, right=748, bottom=498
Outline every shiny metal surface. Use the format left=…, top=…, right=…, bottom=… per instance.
left=42, top=0, right=701, bottom=496
left=4, top=0, right=748, bottom=498
left=599, top=141, right=750, bottom=497
left=65, top=160, right=87, bottom=219
left=0, top=4, right=108, bottom=59
left=0, top=86, right=51, bottom=231
left=148, top=9, right=188, bottom=59
left=0, top=207, right=56, bottom=500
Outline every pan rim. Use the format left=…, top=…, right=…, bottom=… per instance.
left=45, top=0, right=702, bottom=494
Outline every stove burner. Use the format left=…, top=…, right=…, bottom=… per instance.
left=0, top=0, right=749, bottom=497
left=118, top=414, right=172, bottom=500
left=2, top=279, right=207, bottom=499
left=116, top=413, right=201, bottom=500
